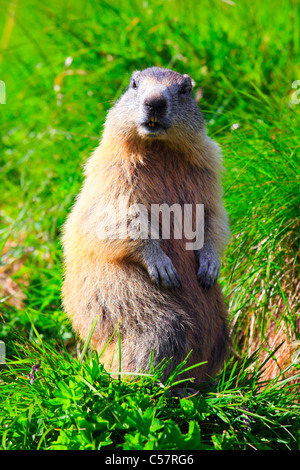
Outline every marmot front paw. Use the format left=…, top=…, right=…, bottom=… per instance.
left=197, top=252, right=221, bottom=290
left=147, top=255, right=182, bottom=290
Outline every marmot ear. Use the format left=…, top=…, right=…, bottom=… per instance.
left=183, top=74, right=196, bottom=88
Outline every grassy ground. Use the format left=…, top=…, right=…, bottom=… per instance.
left=0, top=0, right=299, bottom=450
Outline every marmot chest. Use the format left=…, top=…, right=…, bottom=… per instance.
left=134, top=158, right=202, bottom=208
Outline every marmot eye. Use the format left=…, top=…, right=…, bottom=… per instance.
left=131, top=79, right=137, bottom=89
left=179, top=84, right=191, bottom=95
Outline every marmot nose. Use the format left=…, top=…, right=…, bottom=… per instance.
left=144, top=96, right=167, bottom=116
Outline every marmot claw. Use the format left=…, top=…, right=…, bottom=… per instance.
left=148, top=256, right=182, bottom=290
left=197, top=252, right=220, bottom=289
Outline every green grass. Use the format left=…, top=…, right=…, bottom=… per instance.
left=1, top=329, right=299, bottom=450
left=0, top=0, right=299, bottom=450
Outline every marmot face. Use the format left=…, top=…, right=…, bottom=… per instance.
left=108, top=67, right=204, bottom=144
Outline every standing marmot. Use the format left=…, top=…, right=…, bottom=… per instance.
left=62, top=67, right=230, bottom=382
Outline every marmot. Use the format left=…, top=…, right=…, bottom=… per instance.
left=62, top=67, right=230, bottom=383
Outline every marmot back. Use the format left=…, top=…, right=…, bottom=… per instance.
left=62, top=67, right=230, bottom=382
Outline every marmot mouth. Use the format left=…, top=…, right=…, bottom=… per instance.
left=148, top=115, right=158, bottom=127
left=142, top=116, right=167, bottom=134
left=147, top=121, right=161, bottom=129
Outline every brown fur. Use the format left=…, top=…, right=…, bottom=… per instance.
left=62, top=67, right=230, bottom=382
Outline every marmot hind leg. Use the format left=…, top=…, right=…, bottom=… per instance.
left=96, top=310, right=189, bottom=382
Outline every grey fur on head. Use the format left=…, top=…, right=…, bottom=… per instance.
left=107, top=67, right=204, bottom=142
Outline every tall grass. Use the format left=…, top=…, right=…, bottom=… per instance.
left=0, top=0, right=299, bottom=450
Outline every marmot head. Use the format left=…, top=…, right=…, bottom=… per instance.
left=106, top=67, right=204, bottom=146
